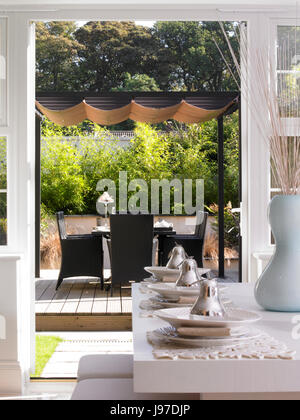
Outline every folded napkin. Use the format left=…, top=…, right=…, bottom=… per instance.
left=177, top=296, right=197, bottom=305
left=162, top=276, right=177, bottom=283
left=93, top=226, right=110, bottom=232
left=177, top=327, right=232, bottom=337
left=154, top=220, right=172, bottom=228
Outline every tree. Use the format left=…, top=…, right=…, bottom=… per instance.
left=112, top=73, right=161, bottom=92
left=74, top=21, right=159, bottom=92
left=152, top=21, right=239, bottom=91
left=36, top=21, right=83, bottom=91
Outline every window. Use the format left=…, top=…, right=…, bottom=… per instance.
left=0, top=137, right=7, bottom=245
left=270, top=25, right=300, bottom=244
left=0, top=18, right=7, bottom=127
left=277, top=25, right=300, bottom=118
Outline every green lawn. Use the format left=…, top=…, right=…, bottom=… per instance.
left=32, top=335, right=64, bottom=378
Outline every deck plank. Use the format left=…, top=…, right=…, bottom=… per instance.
left=60, top=279, right=88, bottom=314
left=45, top=279, right=75, bottom=314
left=76, top=281, right=97, bottom=314
left=35, top=280, right=57, bottom=314
left=106, top=297, right=122, bottom=314
left=35, top=280, right=52, bottom=301
left=92, top=287, right=108, bottom=314
left=35, top=277, right=134, bottom=331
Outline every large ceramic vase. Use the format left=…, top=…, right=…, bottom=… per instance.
left=255, top=195, right=300, bottom=312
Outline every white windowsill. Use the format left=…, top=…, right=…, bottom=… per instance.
left=0, top=254, right=21, bottom=261
left=253, top=251, right=274, bottom=261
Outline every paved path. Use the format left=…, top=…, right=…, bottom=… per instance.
left=38, top=332, right=133, bottom=379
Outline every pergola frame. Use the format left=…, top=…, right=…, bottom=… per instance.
left=35, top=91, right=240, bottom=280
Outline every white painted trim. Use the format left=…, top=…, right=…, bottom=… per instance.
left=0, top=18, right=7, bottom=127
left=0, top=4, right=297, bottom=395
left=0, top=0, right=299, bottom=8
left=0, top=314, right=5, bottom=340
left=0, top=7, right=295, bottom=22
left=0, top=361, right=23, bottom=395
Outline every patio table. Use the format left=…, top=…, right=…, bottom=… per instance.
left=91, top=227, right=177, bottom=266
left=132, top=282, right=300, bottom=397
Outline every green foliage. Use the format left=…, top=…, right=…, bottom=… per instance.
left=207, top=202, right=240, bottom=250
left=36, top=21, right=83, bottom=91
left=152, top=21, right=239, bottom=91
left=112, top=73, right=161, bottom=92
left=41, top=137, right=87, bottom=214
left=36, top=20, right=239, bottom=93
left=74, top=21, right=158, bottom=92
left=0, top=137, right=7, bottom=190
left=32, top=335, right=64, bottom=378
left=41, top=115, right=239, bottom=215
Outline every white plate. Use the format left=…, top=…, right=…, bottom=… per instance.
left=148, top=282, right=227, bottom=299
left=149, top=295, right=232, bottom=309
left=152, top=326, right=263, bottom=348
left=93, top=226, right=110, bottom=233
left=144, top=267, right=210, bottom=282
left=154, top=307, right=262, bottom=328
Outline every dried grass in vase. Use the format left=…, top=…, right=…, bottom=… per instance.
left=215, top=21, right=300, bottom=195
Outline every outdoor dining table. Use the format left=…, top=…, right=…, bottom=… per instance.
left=91, top=227, right=177, bottom=266
left=132, top=282, right=300, bottom=397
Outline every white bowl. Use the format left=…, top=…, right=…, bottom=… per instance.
left=154, top=307, right=262, bottom=329
left=147, top=282, right=227, bottom=299
left=149, top=295, right=232, bottom=309
left=144, top=266, right=210, bottom=282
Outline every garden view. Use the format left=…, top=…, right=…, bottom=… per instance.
left=37, top=21, right=240, bottom=271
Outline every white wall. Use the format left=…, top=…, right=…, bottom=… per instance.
left=0, top=13, right=35, bottom=394
left=0, top=2, right=296, bottom=394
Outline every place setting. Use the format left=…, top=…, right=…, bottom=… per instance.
left=139, top=244, right=231, bottom=315
left=142, top=243, right=210, bottom=284
left=146, top=277, right=296, bottom=361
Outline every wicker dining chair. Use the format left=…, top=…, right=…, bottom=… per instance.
left=56, top=211, right=104, bottom=290
left=161, top=211, right=208, bottom=268
left=108, top=214, right=154, bottom=296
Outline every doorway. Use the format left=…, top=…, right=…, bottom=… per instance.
left=32, top=19, right=243, bottom=379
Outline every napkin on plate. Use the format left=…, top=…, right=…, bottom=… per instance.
left=177, top=327, right=232, bottom=337
left=154, top=220, right=173, bottom=228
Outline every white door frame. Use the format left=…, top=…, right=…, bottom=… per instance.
left=0, top=3, right=296, bottom=390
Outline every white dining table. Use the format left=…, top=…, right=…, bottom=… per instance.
left=132, top=282, right=300, bottom=397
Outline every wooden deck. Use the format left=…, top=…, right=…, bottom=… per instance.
left=35, top=276, right=132, bottom=332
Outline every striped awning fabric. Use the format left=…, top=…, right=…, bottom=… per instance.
left=36, top=93, right=239, bottom=126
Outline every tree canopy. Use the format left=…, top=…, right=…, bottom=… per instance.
left=36, top=20, right=239, bottom=93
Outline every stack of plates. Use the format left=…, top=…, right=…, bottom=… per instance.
left=144, top=267, right=210, bottom=282
left=147, top=283, right=231, bottom=308
left=152, top=307, right=262, bottom=348
left=147, top=282, right=227, bottom=299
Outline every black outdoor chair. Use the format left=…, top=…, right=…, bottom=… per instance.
left=109, top=214, right=154, bottom=296
left=161, top=211, right=208, bottom=268
left=56, top=211, right=104, bottom=290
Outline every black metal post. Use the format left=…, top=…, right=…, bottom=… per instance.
left=218, top=116, right=225, bottom=279
left=35, top=114, right=42, bottom=278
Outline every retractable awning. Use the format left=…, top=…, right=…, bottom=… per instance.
left=36, top=92, right=239, bottom=126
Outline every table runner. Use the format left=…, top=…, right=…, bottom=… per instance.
left=147, top=330, right=296, bottom=360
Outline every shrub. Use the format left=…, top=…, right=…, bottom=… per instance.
left=207, top=202, right=240, bottom=250
left=41, top=138, right=87, bottom=214
left=41, top=114, right=239, bottom=215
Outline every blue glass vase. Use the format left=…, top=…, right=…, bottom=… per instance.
left=255, top=195, right=300, bottom=312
